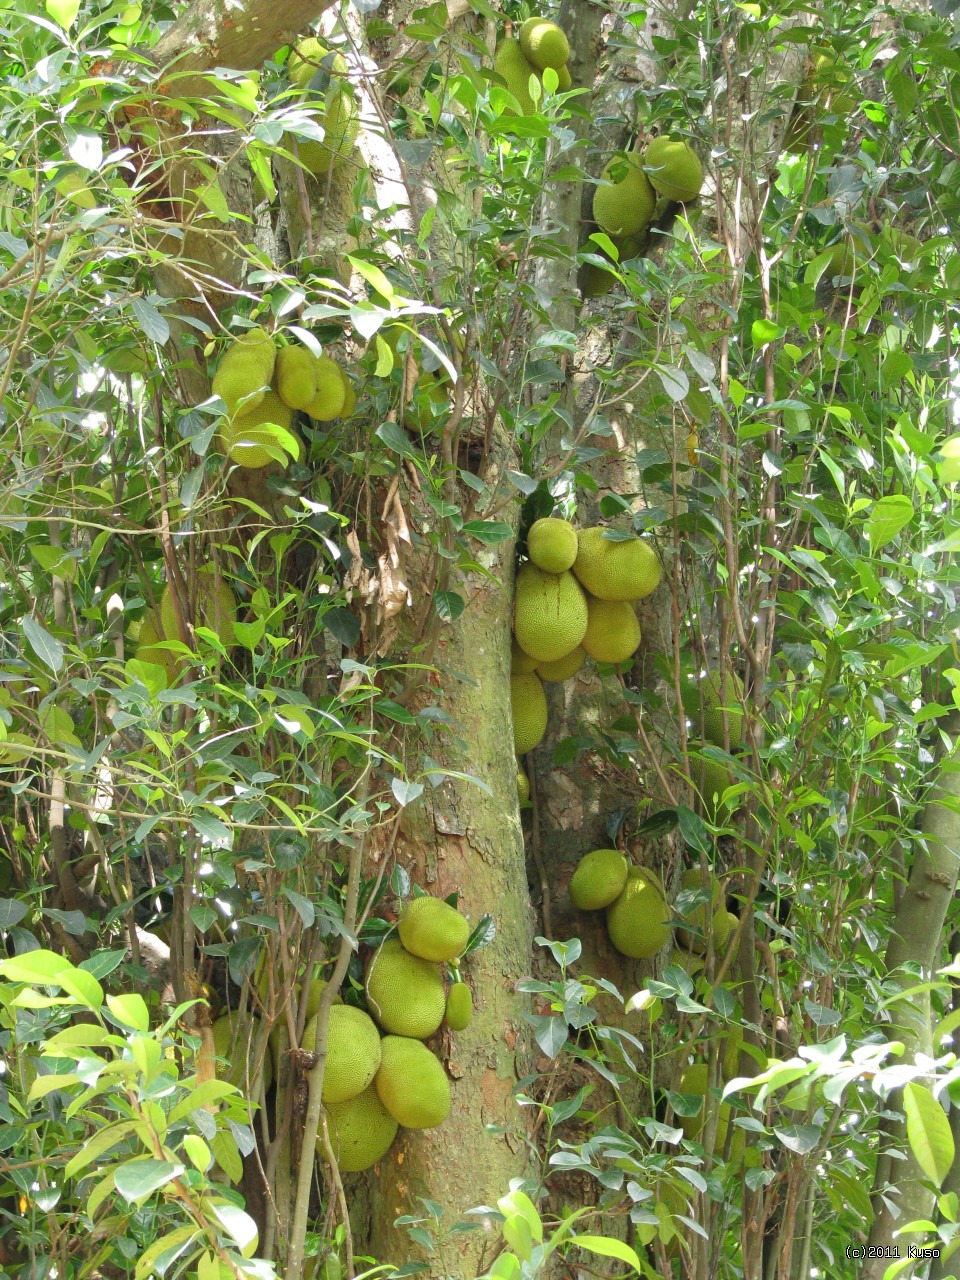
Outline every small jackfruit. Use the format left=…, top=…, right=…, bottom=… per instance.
left=517, top=767, right=530, bottom=805
left=572, top=528, right=662, bottom=601
left=220, top=389, right=295, bottom=469
left=302, top=1004, right=382, bottom=1104
left=276, top=345, right=318, bottom=411
left=324, top=1085, right=398, bottom=1172
left=136, top=610, right=179, bottom=685
left=676, top=867, right=722, bottom=953
left=581, top=597, right=641, bottom=666
left=536, top=645, right=585, bottom=682
left=712, top=909, right=738, bottom=954
left=556, top=63, right=572, bottom=91
left=445, top=982, right=472, bottom=1030
left=398, top=896, right=470, bottom=963
left=511, top=672, right=548, bottom=756
left=511, top=637, right=539, bottom=675
left=212, top=1011, right=273, bottom=1094
left=569, top=848, right=629, bottom=910
left=159, top=569, right=238, bottom=649
left=337, top=365, right=357, bottom=417
left=527, top=517, right=578, bottom=573
left=518, top=18, right=570, bottom=71
left=702, top=671, right=744, bottom=748
left=294, top=89, right=359, bottom=176
left=513, top=565, right=589, bottom=663
left=365, top=938, right=446, bottom=1039
left=593, top=152, right=656, bottom=238
left=642, top=137, right=703, bottom=203
left=722, top=1024, right=743, bottom=1081
left=375, top=1036, right=451, bottom=1128
left=212, top=326, right=277, bottom=418
left=305, top=355, right=347, bottom=421
left=605, top=867, right=671, bottom=958
left=677, top=1063, right=742, bottom=1156
left=668, top=946, right=705, bottom=978
left=494, top=38, right=538, bottom=115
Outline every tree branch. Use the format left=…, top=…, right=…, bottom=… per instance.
left=152, top=0, right=336, bottom=74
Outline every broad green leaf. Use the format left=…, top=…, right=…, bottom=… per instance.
left=488, top=1254, right=521, bottom=1280
left=571, top=1234, right=642, bottom=1272
left=107, top=993, right=150, bottom=1031
left=501, top=1213, right=533, bottom=1261
left=209, top=1199, right=259, bottom=1251
left=115, top=1158, right=184, bottom=1203
left=133, top=1226, right=197, bottom=1280
left=866, top=494, right=914, bottom=551
left=497, top=1190, right=543, bottom=1243
left=0, top=949, right=72, bottom=984
left=903, top=1082, right=954, bottom=1187
left=46, top=0, right=80, bottom=28
left=64, top=1121, right=138, bottom=1178
left=21, top=615, right=64, bottom=674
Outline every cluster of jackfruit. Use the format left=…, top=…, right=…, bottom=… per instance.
left=511, top=519, right=662, bottom=779
left=493, top=17, right=572, bottom=116
left=568, top=849, right=671, bottom=958
left=286, top=37, right=359, bottom=176
left=136, top=566, right=239, bottom=685
left=212, top=326, right=355, bottom=471
left=684, top=668, right=744, bottom=823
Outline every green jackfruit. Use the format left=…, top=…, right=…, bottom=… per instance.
left=668, top=946, right=704, bottom=978
left=642, top=137, right=703, bottom=203
left=605, top=867, right=671, bottom=959
left=511, top=637, right=539, bottom=675
left=398, top=896, right=470, bottom=963
left=556, top=63, right=572, bottom=91
left=712, top=909, right=738, bottom=954
left=702, top=670, right=744, bottom=748
left=159, top=569, right=237, bottom=649
left=494, top=38, right=538, bottom=115
left=517, top=767, right=530, bottom=805
left=593, top=152, right=656, bottom=238
left=302, top=1003, right=382, bottom=1104
left=445, top=982, right=473, bottom=1030
left=697, top=756, right=735, bottom=824
left=722, top=1024, right=744, bottom=1082
left=294, top=89, right=359, bottom=176
left=375, top=1035, right=451, bottom=1128
left=305, top=355, right=347, bottom=421
left=212, top=326, right=277, bottom=418
left=365, top=938, right=446, bottom=1039
left=536, top=645, right=585, bottom=682
left=677, top=1063, right=742, bottom=1157
left=569, top=848, right=629, bottom=910
left=513, top=565, right=588, bottom=663
left=212, top=1011, right=273, bottom=1094
left=276, top=345, right=318, bottom=411
left=581, top=597, right=641, bottom=666
left=324, top=1085, right=398, bottom=1172
left=220, top=388, right=295, bottom=469
left=136, top=610, right=179, bottom=686
left=676, top=867, right=722, bottom=953
left=337, top=365, right=357, bottom=417
left=511, top=672, right=548, bottom=756
left=527, top=517, right=578, bottom=573
left=288, top=38, right=348, bottom=91
left=573, top=527, right=662, bottom=602
left=518, top=18, right=569, bottom=71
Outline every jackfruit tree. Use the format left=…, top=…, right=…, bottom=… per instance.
left=2, top=1, right=960, bottom=1279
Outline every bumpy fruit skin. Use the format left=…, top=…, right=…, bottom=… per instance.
left=513, top=565, right=589, bottom=663
left=642, top=137, right=703, bottom=202
left=220, top=389, right=295, bottom=469
left=511, top=637, right=539, bottom=675
left=365, top=938, right=446, bottom=1039
left=556, top=63, right=572, bottom=91
left=605, top=867, right=671, bottom=958
left=287, top=40, right=358, bottom=175
left=337, top=365, right=357, bottom=417
left=668, top=945, right=704, bottom=978
left=305, top=355, right=347, bottom=421
left=581, top=597, right=641, bottom=666
left=676, top=866, right=722, bottom=953
left=324, top=1085, right=398, bottom=1172
left=527, top=517, right=578, bottom=573
left=517, top=767, right=530, bottom=805
left=276, top=345, right=318, bottom=411
left=569, top=848, right=629, bottom=910
left=445, top=982, right=473, bottom=1030
left=712, top=909, right=738, bottom=954
left=212, top=326, right=276, bottom=418
left=493, top=38, right=538, bottom=115
left=573, top=527, right=662, bottom=601
left=510, top=672, right=548, bottom=755
left=536, top=645, right=585, bottom=683
left=212, top=1011, right=273, bottom=1094
left=160, top=570, right=238, bottom=649
left=593, top=152, right=656, bottom=238
left=302, top=1004, right=382, bottom=1104
left=136, top=610, right=179, bottom=685
left=397, top=896, right=470, bottom=963
left=697, top=756, right=735, bottom=823
left=677, top=1063, right=741, bottom=1156
left=288, top=38, right=348, bottom=90
left=702, top=671, right=744, bottom=748
left=518, top=18, right=570, bottom=71
left=375, top=1036, right=451, bottom=1128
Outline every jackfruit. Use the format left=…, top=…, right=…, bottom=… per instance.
left=511, top=638, right=539, bottom=675
left=159, top=569, right=237, bottom=649
left=676, top=868, right=722, bottom=954
left=677, top=1063, right=742, bottom=1156
left=397, top=896, right=470, bottom=963
left=276, top=345, right=318, bottom=411
left=557, top=63, right=572, bottom=91
left=606, top=867, right=671, bottom=958
left=581, top=597, right=641, bottom=666
left=302, top=1004, right=382, bottom=1104
left=569, top=848, right=629, bottom=910
left=527, top=517, right=578, bottom=573
left=494, top=38, right=538, bottom=115
left=517, top=767, right=530, bottom=805
left=375, top=1035, right=451, bottom=1128
left=593, top=152, right=656, bottom=239
left=365, top=938, right=446, bottom=1039
left=642, top=137, right=703, bottom=203
left=518, top=17, right=569, bottom=71
left=212, top=326, right=277, bottom=418
left=294, top=89, right=359, bottom=176
left=212, top=1011, right=273, bottom=1094
left=445, top=982, right=472, bottom=1030
left=712, top=909, right=738, bottom=954
left=536, top=646, right=585, bottom=682
left=220, top=389, right=295, bottom=469
left=702, top=671, right=744, bottom=748
left=722, top=1024, right=743, bottom=1081
left=573, top=528, right=662, bottom=601
left=697, top=756, right=735, bottom=823
left=305, top=355, right=347, bottom=421
left=288, top=38, right=348, bottom=91
left=511, top=672, right=548, bottom=756
left=324, top=1085, right=398, bottom=1172
left=513, top=565, right=588, bottom=662
left=668, top=946, right=704, bottom=978
left=337, top=366, right=357, bottom=417
left=136, top=610, right=179, bottom=685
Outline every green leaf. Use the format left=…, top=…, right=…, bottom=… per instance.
left=46, top=0, right=80, bottom=28
left=434, top=591, right=465, bottom=622
left=0, top=949, right=72, bottom=984
left=903, top=1082, right=954, bottom=1188
left=132, top=297, right=170, bottom=345
left=209, top=1199, right=259, bottom=1250
left=497, top=1190, right=543, bottom=1243
left=656, top=365, right=689, bottom=402
left=751, top=318, right=783, bottom=346
left=22, top=615, right=64, bottom=674
left=501, top=1213, right=533, bottom=1262
left=461, top=521, right=513, bottom=545
left=114, top=1158, right=184, bottom=1203
left=866, top=495, right=914, bottom=552
left=571, top=1234, right=642, bottom=1272
left=106, top=993, right=150, bottom=1032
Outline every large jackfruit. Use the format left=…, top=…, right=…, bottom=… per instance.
left=493, top=38, right=538, bottom=115
left=518, top=18, right=569, bottom=71
left=513, top=565, right=588, bottom=662
left=288, top=38, right=348, bottom=91
left=212, top=1011, right=273, bottom=1094
left=220, top=389, right=295, bottom=469
left=569, top=848, right=629, bottom=910
left=365, top=938, right=446, bottom=1039
left=605, top=866, right=671, bottom=958
left=398, top=896, right=470, bottom=963
left=511, top=672, right=548, bottom=756
left=676, top=1063, right=743, bottom=1157
left=511, top=637, right=539, bottom=675
left=676, top=866, right=722, bottom=953
left=581, top=597, right=641, bottom=666
left=212, top=326, right=277, bottom=418
left=302, top=1004, right=382, bottom=1104
left=305, top=355, right=348, bottom=421
left=276, top=345, right=318, bottom=411
left=642, top=137, right=703, bottom=203
left=593, top=152, right=656, bottom=238
left=572, top=527, right=662, bottom=601
left=375, top=1036, right=451, bottom=1128
left=324, top=1085, right=398, bottom=1172
left=288, top=39, right=358, bottom=175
